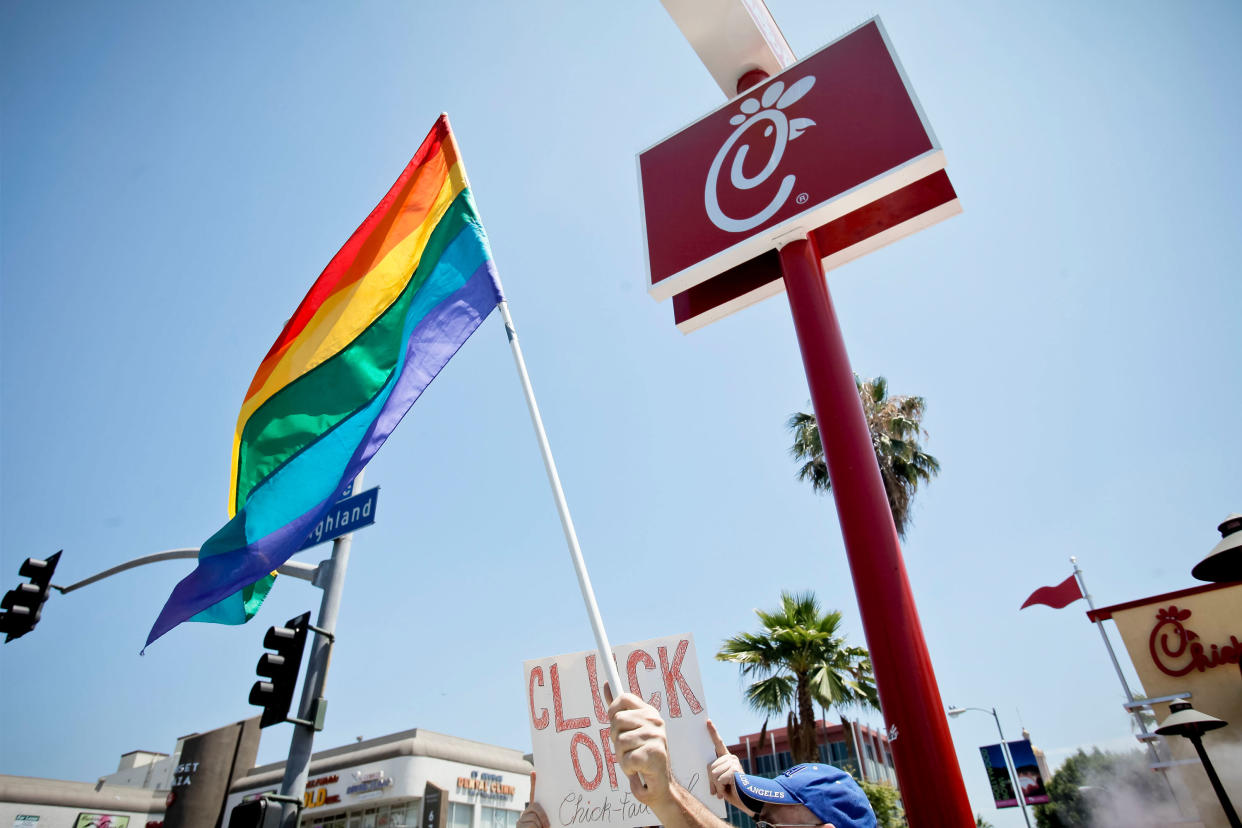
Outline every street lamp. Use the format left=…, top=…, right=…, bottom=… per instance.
left=1191, top=513, right=1242, bottom=583
left=947, top=706, right=1032, bottom=828
left=1190, top=513, right=1242, bottom=683
left=1155, top=701, right=1240, bottom=828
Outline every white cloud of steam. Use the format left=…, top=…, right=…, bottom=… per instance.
left=1076, top=768, right=1183, bottom=828
left=1077, top=736, right=1242, bottom=828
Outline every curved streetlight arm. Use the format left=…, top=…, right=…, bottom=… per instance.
left=52, top=549, right=320, bottom=595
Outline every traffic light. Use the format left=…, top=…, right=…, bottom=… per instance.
left=249, top=610, right=310, bottom=728
left=1, top=550, right=61, bottom=643
left=227, top=797, right=277, bottom=828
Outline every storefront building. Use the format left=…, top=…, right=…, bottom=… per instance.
left=1087, top=580, right=1241, bottom=828
left=0, top=774, right=166, bottom=828
left=2, top=725, right=529, bottom=828
left=226, top=728, right=532, bottom=828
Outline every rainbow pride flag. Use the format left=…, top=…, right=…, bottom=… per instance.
left=147, top=115, right=502, bottom=647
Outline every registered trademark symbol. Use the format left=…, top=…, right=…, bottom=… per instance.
left=796, top=193, right=809, bottom=204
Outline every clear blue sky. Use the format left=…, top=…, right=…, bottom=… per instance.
left=2, top=2, right=1239, bottom=825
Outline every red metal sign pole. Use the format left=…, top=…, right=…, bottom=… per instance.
left=779, top=237, right=974, bottom=826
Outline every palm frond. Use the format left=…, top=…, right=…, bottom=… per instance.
left=719, top=591, right=879, bottom=762
left=786, top=377, right=939, bottom=539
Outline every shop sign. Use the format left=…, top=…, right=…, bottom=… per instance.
left=74, top=816, right=130, bottom=828
left=457, top=770, right=516, bottom=800
left=639, top=17, right=949, bottom=306
left=13, top=818, right=40, bottom=827
left=1149, top=605, right=1241, bottom=676
left=162, top=717, right=261, bottom=828
left=347, top=770, right=394, bottom=798
left=303, top=774, right=342, bottom=810
left=303, top=788, right=342, bottom=809
left=170, top=761, right=200, bottom=789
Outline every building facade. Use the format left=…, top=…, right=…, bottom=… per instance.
left=0, top=775, right=166, bottom=828
left=1087, top=580, right=1241, bottom=828
left=2, top=726, right=530, bottom=828
left=226, top=728, right=532, bottom=828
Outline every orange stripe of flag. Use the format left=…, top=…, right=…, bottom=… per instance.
left=244, top=116, right=459, bottom=401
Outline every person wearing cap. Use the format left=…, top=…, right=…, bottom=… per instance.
left=608, top=690, right=876, bottom=828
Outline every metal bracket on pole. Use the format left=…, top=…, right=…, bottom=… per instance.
left=284, top=696, right=327, bottom=731
left=772, top=227, right=810, bottom=249
left=307, top=623, right=335, bottom=642
left=1124, top=692, right=1191, bottom=710
left=312, top=560, right=333, bottom=590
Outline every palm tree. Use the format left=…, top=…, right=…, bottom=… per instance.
left=717, top=591, right=878, bottom=765
left=787, top=375, right=939, bottom=539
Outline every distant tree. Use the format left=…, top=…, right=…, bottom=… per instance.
left=1127, top=694, right=1157, bottom=732
left=1033, top=748, right=1173, bottom=828
left=975, top=816, right=995, bottom=828
left=787, top=376, right=939, bottom=539
left=717, top=591, right=878, bottom=764
left=861, top=781, right=905, bottom=828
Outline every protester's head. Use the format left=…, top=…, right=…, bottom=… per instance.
left=733, top=764, right=875, bottom=828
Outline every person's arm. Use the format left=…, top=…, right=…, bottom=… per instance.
left=606, top=689, right=734, bottom=828
left=648, top=779, right=736, bottom=828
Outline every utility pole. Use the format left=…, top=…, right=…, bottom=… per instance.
left=272, top=470, right=364, bottom=828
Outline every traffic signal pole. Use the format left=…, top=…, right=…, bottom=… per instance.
left=779, top=238, right=974, bottom=825
left=274, top=470, right=363, bottom=828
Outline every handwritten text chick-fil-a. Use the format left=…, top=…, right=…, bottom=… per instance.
left=529, top=639, right=704, bottom=792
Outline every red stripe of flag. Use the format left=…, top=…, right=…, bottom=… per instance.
left=1020, top=574, right=1083, bottom=610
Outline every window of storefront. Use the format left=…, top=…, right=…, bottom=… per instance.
left=303, top=798, right=421, bottom=828
left=753, top=751, right=792, bottom=775
left=448, top=800, right=473, bottom=828
left=481, top=805, right=519, bottom=828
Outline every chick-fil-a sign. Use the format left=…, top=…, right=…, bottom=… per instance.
left=524, top=634, right=724, bottom=828
left=1148, top=605, right=1241, bottom=677
left=639, top=17, right=953, bottom=309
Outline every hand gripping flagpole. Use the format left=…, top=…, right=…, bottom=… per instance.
left=497, top=301, right=626, bottom=700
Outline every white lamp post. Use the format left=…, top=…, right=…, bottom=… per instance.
left=1155, top=701, right=1240, bottom=828
left=948, top=705, right=1032, bottom=828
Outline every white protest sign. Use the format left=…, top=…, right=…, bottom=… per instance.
left=524, top=633, right=726, bottom=828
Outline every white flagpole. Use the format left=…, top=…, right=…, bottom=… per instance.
left=1071, top=556, right=1139, bottom=703
left=497, top=300, right=625, bottom=698
left=1070, top=556, right=1172, bottom=775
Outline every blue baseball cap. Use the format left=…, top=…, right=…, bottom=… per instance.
left=733, top=764, right=875, bottom=828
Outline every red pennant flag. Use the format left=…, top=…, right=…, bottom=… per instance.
left=1020, top=574, right=1083, bottom=610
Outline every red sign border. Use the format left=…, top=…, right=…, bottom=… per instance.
left=671, top=170, right=960, bottom=333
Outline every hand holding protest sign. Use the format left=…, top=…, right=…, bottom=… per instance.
left=524, top=633, right=727, bottom=828
left=604, top=685, right=671, bottom=805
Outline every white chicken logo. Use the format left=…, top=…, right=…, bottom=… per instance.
left=704, top=76, right=816, bottom=233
